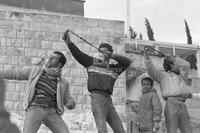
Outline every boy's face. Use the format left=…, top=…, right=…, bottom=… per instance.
left=141, top=80, right=152, bottom=93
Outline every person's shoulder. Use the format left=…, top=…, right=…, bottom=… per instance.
left=60, top=77, right=69, bottom=85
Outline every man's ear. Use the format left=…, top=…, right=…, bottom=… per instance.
left=57, top=63, right=63, bottom=68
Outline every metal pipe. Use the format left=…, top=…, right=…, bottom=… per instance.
left=67, top=29, right=99, bottom=50
left=144, top=46, right=166, bottom=57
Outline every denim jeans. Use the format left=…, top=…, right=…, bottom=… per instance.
left=164, top=97, right=193, bottom=133
left=23, top=106, right=69, bottom=133
left=90, top=93, right=125, bottom=133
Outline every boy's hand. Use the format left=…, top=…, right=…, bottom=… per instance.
left=62, top=30, right=71, bottom=44
left=141, top=47, right=150, bottom=59
left=153, top=122, right=160, bottom=132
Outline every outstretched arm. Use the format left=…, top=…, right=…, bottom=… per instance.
left=0, top=67, right=31, bottom=80
left=63, top=31, right=93, bottom=68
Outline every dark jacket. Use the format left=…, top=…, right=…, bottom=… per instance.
left=132, top=89, right=162, bottom=130
left=66, top=42, right=131, bottom=95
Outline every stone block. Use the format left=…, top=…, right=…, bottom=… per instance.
left=41, top=23, right=56, bottom=32
left=14, top=102, right=23, bottom=111
left=28, top=39, right=42, bottom=48
left=44, top=32, right=59, bottom=41
left=71, top=86, right=83, bottom=95
left=0, top=10, right=6, bottom=19
left=35, top=31, right=46, bottom=40
left=78, top=95, right=88, bottom=104
left=113, top=87, right=126, bottom=97
left=29, top=22, right=42, bottom=31
left=5, top=81, right=16, bottom=91
left=5, top=101, right=14, bottom=110
left=45, top=14, right=61, bottom=24
left=0, top=20, right=13, bottom=29
left=24, top=30, right=36, bottom=39
left=23, top=13, right=44, bottom=22
left=52, top=41, right=66, bottom=50
left=19, top=92, right=25, bottom=102
left=13, top=21, right=29, bottom=30
left=55, top=24, right=69, bottom=33
left=7, top=47, right=24, bottom=56
left=42, top=41, right=52, bottom=49
left=60, top=16, right=74, bottom=25
left=3, top=29, right=17, bottom=38
left=0, top=46, right=7, bottom=54
left=16, top=30, right=25, bottom=39
left=10, top=38, right=24, bottom=47
left=19, top=56, right=32, bottom=65
left=16, top=83, right=26, bottom=92
left=25, top=48, right=38, bottom=57
left=84, top=18, right=99, bottom=27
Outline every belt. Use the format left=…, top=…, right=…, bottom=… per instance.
left=167, top=96, right=186, bottom=102
left=91, top=90, right=110, bottom=97
left=29, top=104, right=55, bottom=109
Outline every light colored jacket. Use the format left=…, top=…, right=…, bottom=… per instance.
left=0, top=66, right=74, bottom=115
left=145, top=57, right=191, bottom=100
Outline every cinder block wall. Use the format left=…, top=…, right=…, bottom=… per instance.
left=0, top=7, right=127, bottom=133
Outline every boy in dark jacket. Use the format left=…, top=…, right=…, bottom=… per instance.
left=63, top=31, right=131, bottom=133
left=130, top=77, right=162, bottom=133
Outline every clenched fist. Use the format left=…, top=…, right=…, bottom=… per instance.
left=66, top=99, right=76, bottom=110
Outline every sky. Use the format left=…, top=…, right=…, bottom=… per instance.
left=84, top=0, right=200, bottom=44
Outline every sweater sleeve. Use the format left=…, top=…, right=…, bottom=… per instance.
left=174, top=57, right=190, bottom=83
left=66, top=41, right=94, bottom=68
left=152, top=93, right=162, bottom=122
left=112, top=54, right=131, bottom=75
left=145, top=56, right=164, bottom=83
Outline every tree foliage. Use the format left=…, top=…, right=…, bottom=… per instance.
left=184, top=19, right=192, bottom=44
left=129, top=26, right=137, bottom=39
left=145, top=17, right=155, bottom=41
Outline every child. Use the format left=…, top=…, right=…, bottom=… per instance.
left=143, top=49, right=193, bottom=133
left=130, top=77, right=162, bottom=133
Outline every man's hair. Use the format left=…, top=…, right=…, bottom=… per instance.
left=141, top=77, right=154, bottom=87
left=53, top=51, right=66, bottom=68
left=163, top=58, right=174, bottom=72
left=98, top=43, right=113, bottom=52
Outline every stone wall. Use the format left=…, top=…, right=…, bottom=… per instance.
left=0, top=0, right=85, bottom=16
left=0, top=7, right=126, bottom=133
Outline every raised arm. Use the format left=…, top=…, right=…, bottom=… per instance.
left=173, top=57, right=190, bottom=82
left=63, top=31, right=93, bottom=68
left=0, top=67, right=31, bottom=80
left=144, top=52, right=164, bottom=83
